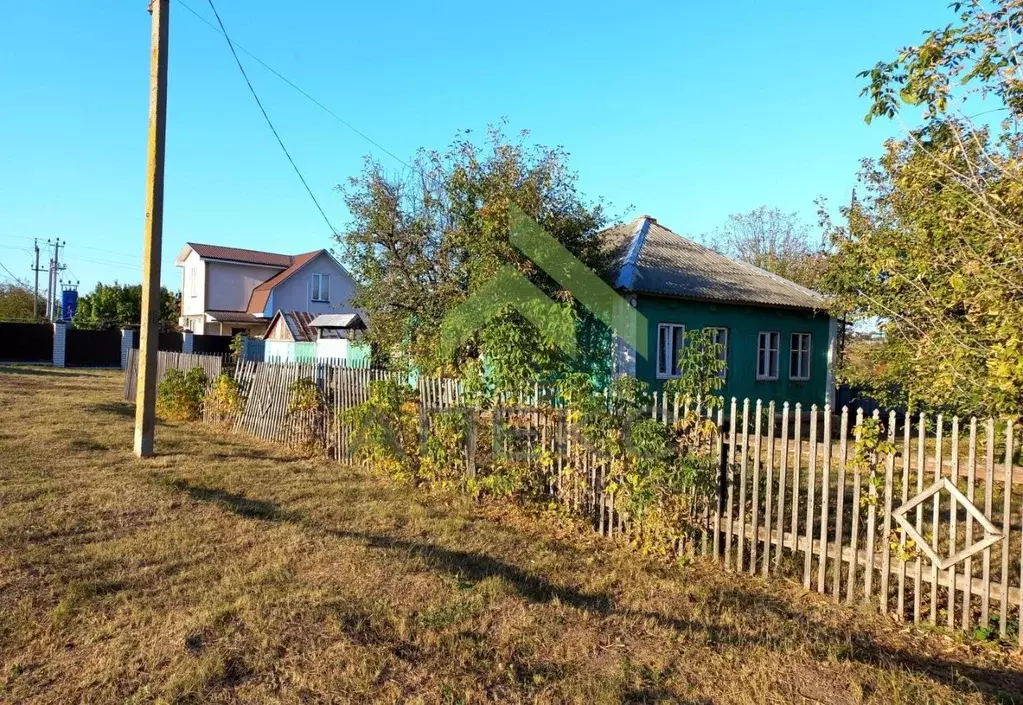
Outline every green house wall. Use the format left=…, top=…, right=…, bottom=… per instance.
left=633, top=295, right=833, bottom=407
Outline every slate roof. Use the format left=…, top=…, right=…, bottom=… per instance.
left=602, top=216, right=826, bottom=311
left=246, top=250, right=325, bottom=314
left=266, top=310, right=318, bottom=342
left=185, top=243, right=292, bottom=268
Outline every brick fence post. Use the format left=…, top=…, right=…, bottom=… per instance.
left=52, top=321, right=67, bottom=368
left=121, top=328, right=135, bottom=370
left=182, top=330, right=194, bottom=354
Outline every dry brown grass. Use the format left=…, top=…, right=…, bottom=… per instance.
left=1, top=365, right=1023, bottom=704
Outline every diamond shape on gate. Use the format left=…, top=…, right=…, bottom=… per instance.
left=891, top=478, right=1002, bottom=570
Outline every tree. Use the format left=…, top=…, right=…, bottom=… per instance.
left=336, top=125, right=614, bottom=391
left=72, top=282, right=179, bottom=331
left=0, top=283, right=39, bottom=321
left=704, top=206, right=827, bottom=290
left=824, top=0, right=1023, bottom=416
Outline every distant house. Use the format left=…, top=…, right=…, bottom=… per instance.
left=604, top=216, right=836, bottom=407
left=174, top=244, right=358, bottom=336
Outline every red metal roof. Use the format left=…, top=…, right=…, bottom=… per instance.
left=187, top=243, right=292, bottom=268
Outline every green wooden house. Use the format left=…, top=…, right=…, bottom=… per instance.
left=604, top=216, right=836, bottom=407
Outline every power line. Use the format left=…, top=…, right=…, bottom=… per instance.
left=175, top=0, right=415, bottom=173
left=0, top=260, right=31, bottom=288
left=203, top=0, right=338, bottom=235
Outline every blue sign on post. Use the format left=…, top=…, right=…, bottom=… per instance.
left=61, top=288, right=78, bottom=321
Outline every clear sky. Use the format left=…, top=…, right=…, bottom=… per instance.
left=0, top=1, right=951, bottom=295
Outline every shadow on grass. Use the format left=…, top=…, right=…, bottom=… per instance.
left=164, top=479, right=1023, bottom=702
left=164, top=478, right=298, bottom=522
left=85, top=402, right=135, bottom=418
left=0, top=366, right=97, bottom=378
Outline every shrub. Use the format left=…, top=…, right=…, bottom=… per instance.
left=203, top=373, right=243, bottom=427
left=157, top=368, right=207, bottom=421
left=341, top=378, right=420, bottom=480
left=288, top=377, right=327, bottom=450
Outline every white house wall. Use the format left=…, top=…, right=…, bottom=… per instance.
left=180, top=250, right=206, bottom=317
left=266, top=252, right=357, bottom=316
left=206, top=261, right=280, bottom=312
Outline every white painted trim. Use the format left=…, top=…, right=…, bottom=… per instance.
left=789, top=331, right=812, bottom=381
left=826, top=316, right=838, bottom=407
left=756, top=330, right=780, bottom=381
left=656, top=322, right=685, bottom=379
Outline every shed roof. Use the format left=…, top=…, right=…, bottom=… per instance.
left=602, top=216, right=826, bottom=311
left=265, top=310, right=318, bottom=342
left=309, top=313, right=365, bottom=329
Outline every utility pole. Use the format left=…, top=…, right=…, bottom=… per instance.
left=45, top=239, right=55, bottom=321
left=44, top=239, right=64, bottom=321
left=134, top=0, right=170, bottom=458
left=52, top=239, right=64, bottom=320
left=32, top=239, right=40, bottom=319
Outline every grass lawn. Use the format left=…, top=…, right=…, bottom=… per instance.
left=1, top=366, right=1022, bottom=704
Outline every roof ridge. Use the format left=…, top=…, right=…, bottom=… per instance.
left=187, top=242, right=293, bottom=259
left=614, top=216, right=652, bottom=290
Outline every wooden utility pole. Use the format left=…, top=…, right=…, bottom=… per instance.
left=134, top=0, right=170, bottom=458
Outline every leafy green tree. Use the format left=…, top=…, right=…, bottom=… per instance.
left=824, top=0, right=1023, bottom=416
left=0, top=283, right=39, bottom=321
left=337, top=124, right=614, bottom=392
left=703, top=206, right=828, bottom=290
left=72, top=282, right=179, bottom=331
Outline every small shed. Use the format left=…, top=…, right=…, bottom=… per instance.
left=309, top=313, right=370, bottom=366
left=262, top=310, right=369, bottom=365
left=263, top=310, right=317, bottom=362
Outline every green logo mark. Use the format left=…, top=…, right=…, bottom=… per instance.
left=440, top=204, right=648, bottom=363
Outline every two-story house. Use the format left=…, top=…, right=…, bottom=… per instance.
left=174, top=243, right=358, bottom=336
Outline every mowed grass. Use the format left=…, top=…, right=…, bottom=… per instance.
left=1, top=367, right=1022, bottom=704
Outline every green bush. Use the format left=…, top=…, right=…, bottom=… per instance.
left=157, top=368, right=207, bottom=421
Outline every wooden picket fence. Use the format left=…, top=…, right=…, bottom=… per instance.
left=134, top=357, right=1023, bottom=648
left=122, top=348, right=226, bottom=402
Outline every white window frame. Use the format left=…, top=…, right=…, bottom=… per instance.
left=756, top=331, right=780, bottom=381
left=790, top=332, right=812, bottom=381
left=189, top=267, right=197, bottom=298
left=311, top=273, right=329, bottom=302
left=709, top=327, right=728, bottom=379
left=656, top=323, right=685, bottom=379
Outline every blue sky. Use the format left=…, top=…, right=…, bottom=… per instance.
left=0, top=1, right=950, bottom=295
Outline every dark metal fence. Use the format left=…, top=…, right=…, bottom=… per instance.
left=65, top=328, right=121, bottom=367
left=0, top=322, right=52, bottom=363
left=193, top=334, right=232, bottom=355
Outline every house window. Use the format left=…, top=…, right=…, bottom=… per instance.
left=709, top=327, right=728, bottom=379
left=311, top=273, right=329, bottom=302
left=757, top=331, right=780, bottom=381
left=189, top=267, right=197, bottom=298
left=657, top=323, right=685, bottom=378
left=790, top=332, right=812, bottom=380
